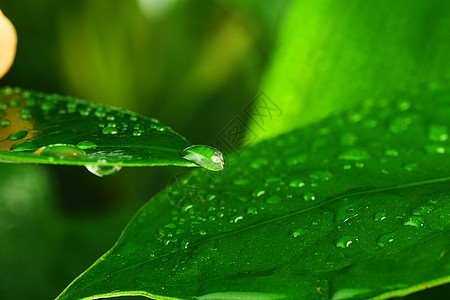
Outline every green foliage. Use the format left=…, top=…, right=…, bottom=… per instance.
left=57, top=84, right=450, bottom=299
left=249, top=0, right=450, bottom=140
left=0, top=87, right=205, bottom=171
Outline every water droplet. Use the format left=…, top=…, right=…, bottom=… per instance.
left=1, top=119, right=10, bottom=128
left=34, top=144, right=87, bottom=159
left=130, top=115, right=138, bottom=121
left=336, top=235, right=358, bottom=248
left=10, top=141, right=38, bottom=152
left=389, top=115, right=414, bottom=133
left=266, top=195, right=281, bottom=204
left=77, top=141, right=97, bottom=149
left=303, top=192, right=316, bottom=201
left=198, top=229, right=207, bottom=236
left=106, top=115, right=115, bottom=121
left=20, top=108, right=32, bottom=120
left=403, top=162, right=418, bottom=172
left=411, top=206, right=432, bottom=216
left=309, top=170, right=332, bottom=181
left=182, top=204, right=193, bottom=212
left=377, top=233, right=395, bottom=247
left=385, top=148, right=399, bottom=157
left=9, top=99, right=20, bottom=107
left=428, top=124, right=448, bottom=142
left=132, top=130, right=142, bottom=136
left=102, top=127, right=118, bottom=135
left=8, top=130, right=28, bottom=140
left=181, top=145, right=225, bottom=171
left=85, top=165, right=122, bottom=177
left=180, top=239, right=190, bottom=249
left=425, top=144, right=447, bottom=154
left=403, top=216, right=424, bottom=228
left=245, top=207, right=258, bottom=215
left=374, top=212, right=387, bottom=221
left=40, top=101, right=55, bottom=111
left=338, top=148, right=370, bottom=161
left=233, top=178, right=249, bottom=185
left=252, top=188, right=266, bottom=198
left=289, top=179, right=305, bottom=188
left=290, top=228, right=306, bottom=238
left=398, top=100, right=411, bottom=111
left=229, top=215, right=244, bottom=223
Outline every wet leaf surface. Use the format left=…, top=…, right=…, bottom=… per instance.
left=0, top=87, right=201, bottom=170
left=57, top=83, right=450, bottom=299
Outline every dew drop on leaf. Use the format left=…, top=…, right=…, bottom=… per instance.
left=252, top=188, right=266, bottom=198
left=180, top=239, right=190, bottom=250
left=428, top=124, right=448, bottom=142
left=229, top=215, right=244, bottom=223
left=403, top=162, right=418, bottom=172
left=245, top=207, right=258, bottom=215
left=10, top=141, right=38, bottom=152
left=77, top=141, right=97, bottom=149
left=403, top=216, right=424, bottom=228
left=85, top=165, right=122, bottom=177
left=377, top=233, right=395, bottom=247
left=102, top=127, right=118, bottom=135
left=385, top=148, right=399, bottom=157
left=425, top=144, right=447, bottom=154
left=336, top=235, right=359, bottom=248
left=374, top=212, right=387, bottom=221
left=290, top=228, right=306, bottom=238
left=303, top=192, right=316, bottom=201
left=0, top=119, right=10, bottom=128
left=8, top=130, right=28, bottom=140
left=411, top=206, right=433, bottom=216
left=266, top=195, right=281, bottom=204
left=338, top=148, right=370, bottom=161
left=289, top=179, right=305, bottom=188
left=34, top=144, right=86, bottom=159
left=181, top=145, right=225, bottom=171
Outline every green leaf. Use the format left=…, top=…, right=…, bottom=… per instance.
left=0, top=87, right=223, bottom=174
left=58, top=84, right=450, bottom=299
left=248, top=0, right=450, bottom=141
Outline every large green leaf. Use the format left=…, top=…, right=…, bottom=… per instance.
left=57, top=83, right=450, bottom=299
left=0, top=87, right=224, bottom=175
left=248, top=0, right=450, bottom=141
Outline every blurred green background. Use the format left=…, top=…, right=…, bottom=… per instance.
left=0, top=0, right=289, bottom=299
left=0, top=0, right=449, bottom=299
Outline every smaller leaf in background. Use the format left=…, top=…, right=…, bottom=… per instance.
left=248, top=0, right=450, bottom=141
left=56, top=83, right=450, bottom=300
left=0, top=87, right=224, bottom=175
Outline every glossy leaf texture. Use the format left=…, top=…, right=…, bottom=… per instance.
left=58, top=83, right=450, bottom=300
left=0, top=87, right=199, bottom=169
left=248, top=0, right=450, bottom=141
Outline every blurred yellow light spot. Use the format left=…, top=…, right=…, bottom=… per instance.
left=0, top=9, right=17, bottom=79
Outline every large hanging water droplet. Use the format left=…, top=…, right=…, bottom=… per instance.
left=181, top=145, right=225, bottom=171
left=34, top=144, right=86, bottom=159
left=85, top=165, right=122, bottom=177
